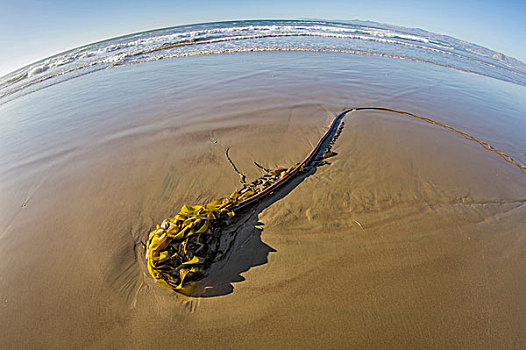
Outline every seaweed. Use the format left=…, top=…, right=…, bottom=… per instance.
left=145, top=109, right=350, bottom=293
left=144, top=106, right=525, bottom=294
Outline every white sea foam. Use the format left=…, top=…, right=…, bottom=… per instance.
left=1, top=20, right=525, bottom=103
left=27, top=65, right=49, bottom=77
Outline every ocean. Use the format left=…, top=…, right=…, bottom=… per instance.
left=1, top=20, right=525, bottom=349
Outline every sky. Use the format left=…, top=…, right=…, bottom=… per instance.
left=1, top=0, right=525, bottom=77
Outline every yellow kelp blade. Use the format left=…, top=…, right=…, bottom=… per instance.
left=146, top=163, right=295, bottom=292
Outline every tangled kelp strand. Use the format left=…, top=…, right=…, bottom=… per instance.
left=146, top=164, right=302, bottom=292
left=354, top=107, right=526, bottom=173
left=145, top=109, right=349, bottom=293
left=145, top=106, right=526, bottom=294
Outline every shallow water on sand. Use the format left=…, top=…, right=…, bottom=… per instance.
left=1, top=52, right=525, bottom=348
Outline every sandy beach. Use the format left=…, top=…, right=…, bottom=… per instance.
left=1, top=51, right=525, bottom=348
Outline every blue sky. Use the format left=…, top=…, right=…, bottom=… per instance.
left=1, top=0, right=525, bottom=76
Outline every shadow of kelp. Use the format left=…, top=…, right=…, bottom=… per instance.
left=190, top=218, right=275, bottom=297
left=186, top=161, right=333, bottom=297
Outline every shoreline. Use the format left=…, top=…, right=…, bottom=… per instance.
left=1, top=51, right=525, bottom=348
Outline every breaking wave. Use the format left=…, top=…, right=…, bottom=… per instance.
left=1, top=19, right=526, bottom=105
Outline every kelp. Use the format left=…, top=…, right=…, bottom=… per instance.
left=145, top=109, right=348, bottom=293
left=145, top=106, right=526, bottom=293
left=145, top=165, right=300, bottom=291
left=353, top=107, right=526, bottom=173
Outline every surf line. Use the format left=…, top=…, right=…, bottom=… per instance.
left=144, top=107, right=525, bottom=294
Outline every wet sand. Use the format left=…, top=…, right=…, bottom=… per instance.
left=1, top=52, right=525, bottom=348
